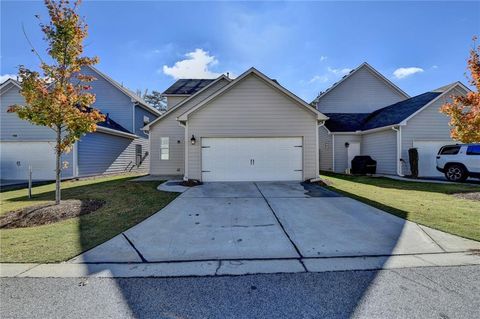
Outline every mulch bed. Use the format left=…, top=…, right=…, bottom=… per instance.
left=180, top=179, right=203, bottom=187
left=0, top=199, right=105, bottom=229
left=453, top=192, right=480, bottom=201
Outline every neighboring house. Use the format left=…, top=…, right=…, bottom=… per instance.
left=0, top=66, right=161, bottom=181
left=315, top=62, right=469, bottom=178
left=144, top=68, right=328, bottom=182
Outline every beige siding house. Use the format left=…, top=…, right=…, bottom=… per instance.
left=145, top=68, right=328, bottom=182
left=314, top=62, right=469, bottom=178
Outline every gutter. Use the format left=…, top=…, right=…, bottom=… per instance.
left=391, top=126, right=404, bottom=176
left=96, top=126, right=138, bottom=139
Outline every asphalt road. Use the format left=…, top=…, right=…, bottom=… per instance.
left=1, top=265, right=479, bottom=319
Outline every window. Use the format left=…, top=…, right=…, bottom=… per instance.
left=135, top=144, right=142, bottom=166
left=439, top=145, right=460, bottom=155
left=143, top=115, right=150, bottom=126
left=466, top=145, right=480, bottom=155
left=161, top=137, right=169, bottom=160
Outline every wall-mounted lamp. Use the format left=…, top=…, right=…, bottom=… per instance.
left=344, top=142, right=350, bottom=148
left=190, top=135, right=196, bottom=145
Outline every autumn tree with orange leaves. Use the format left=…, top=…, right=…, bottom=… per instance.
left=440, top=36, right=480, bottom=143
left=8, top=0, right=104, bottom=204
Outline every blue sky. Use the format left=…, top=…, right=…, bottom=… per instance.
left=1, top=1, right=479, bottom=101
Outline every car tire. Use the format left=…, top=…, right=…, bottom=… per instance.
left=444, top=164, right=468, bottom=182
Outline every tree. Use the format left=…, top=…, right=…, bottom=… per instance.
left=144, top=90, right=167, bottom=111
left=440, top=36, right=480, bottom=143
left=8, top=0, right=104, bottom=204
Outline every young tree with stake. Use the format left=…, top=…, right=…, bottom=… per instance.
left=8, top=0, right=104, bottom=204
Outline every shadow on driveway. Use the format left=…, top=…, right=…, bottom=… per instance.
left=75, top=180, right=414, bottom=318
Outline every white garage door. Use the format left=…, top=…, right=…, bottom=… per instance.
left=0, top=142, right=56, bottom=180
left=201, top=137, right=303, bottom=181
left=413, top=140, right=453, bottom=177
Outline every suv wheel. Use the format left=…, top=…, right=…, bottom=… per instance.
left=445, top=164, right=468, bottom=182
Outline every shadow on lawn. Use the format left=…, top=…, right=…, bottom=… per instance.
left=75, top=180, right=413, bottom=318
left=322, top=171, right=480, bottom=195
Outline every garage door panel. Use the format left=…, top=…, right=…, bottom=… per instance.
left=202, top=137, right=302, bottom=181
left=0, top=142, right=56, bottom=180
left=413, top=141, right=453, bottom=178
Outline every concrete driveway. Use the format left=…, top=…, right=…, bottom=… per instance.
left=70, top=181, right=480, bottom=264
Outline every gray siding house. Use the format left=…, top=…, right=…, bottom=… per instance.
left=315, top=62, right=469, bottom=177
left=0, top=66, right=160, bottom=182
left=145, top=68, right=328, bottom=182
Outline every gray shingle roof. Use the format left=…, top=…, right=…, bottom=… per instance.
left=97, top=115, right=132, bottom=134
left=324, top=91, right=442, bottom=132
left=322, top=113, right=371, bottom=132
left=163, top=79, right=216, bottom=95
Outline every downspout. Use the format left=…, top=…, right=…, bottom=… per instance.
left=316, top=121, right=325, bottom=178
left=391, top=126, right=404, bottom=176
left=73, top=142, right=78, bottom=178
left=332, top=134, right=335, bottom=173
left=179, top=121, right=188, bottom=181
left=132, top=102, right=136, bottom=135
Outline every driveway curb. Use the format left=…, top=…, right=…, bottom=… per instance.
left=2, top=252, right=479, bottom=278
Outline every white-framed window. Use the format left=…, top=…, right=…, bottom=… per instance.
left=160, top=137, right=169, bottom=160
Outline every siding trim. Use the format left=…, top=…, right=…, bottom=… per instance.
left=332, top=134, right=335, bottom=172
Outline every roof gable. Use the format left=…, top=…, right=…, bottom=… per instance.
left=313, top=63, right=410, bottom=114
left=0, top=78, right=21, bottom=95
left=177, top=68, right=328, bottom=121
left=361, top=91, right=441, bottom=130
left=144, top=75, right=231, bottom=129
left=324, top=85, right=463, bottom=132
left=315, top=62, right=410, bottom=103
left=84, top=66, right=161, bottom=116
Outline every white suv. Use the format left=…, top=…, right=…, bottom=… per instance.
left=436, top=144, right=480, bottom=182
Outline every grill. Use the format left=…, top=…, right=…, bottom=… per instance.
left=351, top=156, right=377, bottom=175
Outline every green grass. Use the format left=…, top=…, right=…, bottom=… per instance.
left=321, top=172, right=480, bottom=241
left=0, top=174, right=178, bottom=263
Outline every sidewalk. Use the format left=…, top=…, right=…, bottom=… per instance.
left=2, top=251, right=479, bottom=278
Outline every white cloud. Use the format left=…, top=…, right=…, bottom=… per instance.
left=309, top=75, right=329, bottom=83
left=393, top=67, right=424, bottom=79
left=320, top=56, right=328, bottom=62
left=327, top=67, right=352, bottom=75
left=0, top=74, right=16, bottom=83
left=162, top=49, right=225, bottom=79
left=432, top=65, right=439, bottom=69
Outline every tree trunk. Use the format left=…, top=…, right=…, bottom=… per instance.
left=55, top=127, right=62, bottom=205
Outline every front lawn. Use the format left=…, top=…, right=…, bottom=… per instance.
left=0, top=174, right=178, bottom=263
left=322, top=172, right=480, bottom=241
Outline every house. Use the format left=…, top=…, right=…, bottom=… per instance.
left=315, top=62, right=469, bottom=178
left=144, top=67, right=328, bottom=182
left=0, top=66, right=161, bottom=182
